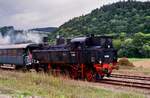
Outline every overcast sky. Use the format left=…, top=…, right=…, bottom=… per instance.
left=0, top=0, right=149, bottom=29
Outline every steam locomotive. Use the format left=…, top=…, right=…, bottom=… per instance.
left=0, top=35, right=118, bottom=81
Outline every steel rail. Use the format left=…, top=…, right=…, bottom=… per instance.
left=100, top=78, right=150, bottom=90
left=111, top=74, right=150, bottom=81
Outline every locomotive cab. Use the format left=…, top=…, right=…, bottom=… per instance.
left=100, top=37, right=113, bottom=48
left=70, top=36, right=113, bottom=49
left=85, top=36, right=113, bottom=48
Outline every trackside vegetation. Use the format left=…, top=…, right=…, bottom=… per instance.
left=0, top=70, right=146, bottom=98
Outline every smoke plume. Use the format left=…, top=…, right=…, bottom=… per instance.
left=0, top=30, right=43, bottom=45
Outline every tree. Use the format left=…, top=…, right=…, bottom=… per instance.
left=113, top=39, right=121, bottom=49
left=142, top=44, right=150, bottom=57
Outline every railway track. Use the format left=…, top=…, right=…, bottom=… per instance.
left=111, top=73, right=150, bottom=81
left=100, top=74, right=150, bottom=90
left=1, top=66, right=150, bottom=90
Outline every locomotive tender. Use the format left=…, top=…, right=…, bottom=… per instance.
left=0, top=35, right=118, bottom=81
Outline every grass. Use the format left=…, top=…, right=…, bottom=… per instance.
left=128, top=58, right=150, bottom=62
left=115, top=66, right=150, bottom=75
left=116, top=58, right=150, bottom=75
left=0, top=70, right=146, bottom=98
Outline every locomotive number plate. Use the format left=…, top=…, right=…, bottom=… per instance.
left=70, top=52, right=76, bottom=56
left=104, top=55, right=110, bottom=58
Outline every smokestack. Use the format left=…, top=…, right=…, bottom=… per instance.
left=43, top=37, right=49, bottom=45
left=67, top=39, right=71, bottom=44
left=56, top=37, right=65, bottom=45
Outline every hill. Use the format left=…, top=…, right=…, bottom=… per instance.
left=30, top=27, right=57, bottom=32
left=0, top=26, right=57, bottom=36
left=53, top=0, right=150, bottom=58
left=56, top=0, right=150, bottom=37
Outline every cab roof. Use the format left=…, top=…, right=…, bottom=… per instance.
left=71, top=37, right=87, bottom=43
left=70, top=36, right=113, bottom=43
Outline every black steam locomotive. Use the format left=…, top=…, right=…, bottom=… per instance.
left=0, top=35, right=118, bottom=81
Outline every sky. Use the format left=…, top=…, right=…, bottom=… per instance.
left=0, top=0, right=149, bottom=29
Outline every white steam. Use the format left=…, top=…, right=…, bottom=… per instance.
left=0, top=33, right=10, bottom=44
left=0, top=30, right=43, bottom=45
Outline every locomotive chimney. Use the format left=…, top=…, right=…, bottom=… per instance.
left=66, top=39, right=71, bottom=44
left=91, top=34, right=95, bottom=37
left=43, top=37, right=49, bottom=45
left=56, top=36, right=65, bottom=45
